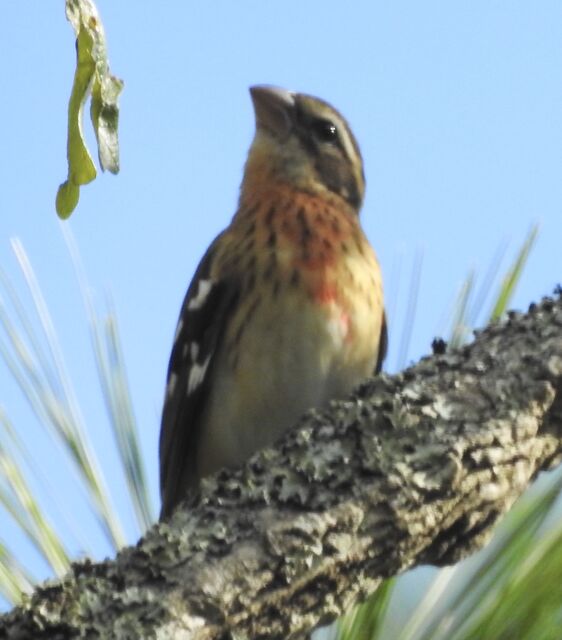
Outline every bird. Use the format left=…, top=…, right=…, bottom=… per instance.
left=159, top=85, right=387, bottom=519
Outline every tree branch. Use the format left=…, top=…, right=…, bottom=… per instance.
left=2, top=293, right=561, bottom=640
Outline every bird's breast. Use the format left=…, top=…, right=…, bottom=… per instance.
left=198, top=194, right=384, bottom=480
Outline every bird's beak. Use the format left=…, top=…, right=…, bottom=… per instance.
left=250, top=85, right=295, bottom=140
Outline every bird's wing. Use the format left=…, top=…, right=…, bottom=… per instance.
left=159, top=233, right=239, bottom=518
left=374, top=311, right=388, bottom=374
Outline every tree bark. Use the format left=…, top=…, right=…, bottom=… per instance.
left=1, top=293, right=561, bottom=640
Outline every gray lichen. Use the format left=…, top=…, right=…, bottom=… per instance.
left=1, top=294, right=561, bottom=639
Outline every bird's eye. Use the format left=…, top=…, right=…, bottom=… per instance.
left=312, top=118, right=338, bottom=144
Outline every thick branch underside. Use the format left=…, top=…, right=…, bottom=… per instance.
left=2, top=294, right=561, bottom=639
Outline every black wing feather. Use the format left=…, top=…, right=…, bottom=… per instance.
left=159, top=233, right=239, bottom=519
left=374, top=311, right=388, bottom=374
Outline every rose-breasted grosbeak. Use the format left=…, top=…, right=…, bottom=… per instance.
left=159, top=86, right=387, bottom=519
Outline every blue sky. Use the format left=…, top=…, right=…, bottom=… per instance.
left=1, top=0, right=561, bottom=612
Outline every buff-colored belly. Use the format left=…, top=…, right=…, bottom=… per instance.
left=196, top=281, right=382, bottom=480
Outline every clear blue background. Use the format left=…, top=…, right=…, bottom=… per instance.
left=0, top=0, right=561, bottom=616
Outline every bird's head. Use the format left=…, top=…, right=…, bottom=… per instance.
left=242, top=85, right=366, bottom=212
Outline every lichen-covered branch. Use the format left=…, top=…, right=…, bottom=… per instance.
left=1, top=294, right=561, bottom=640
